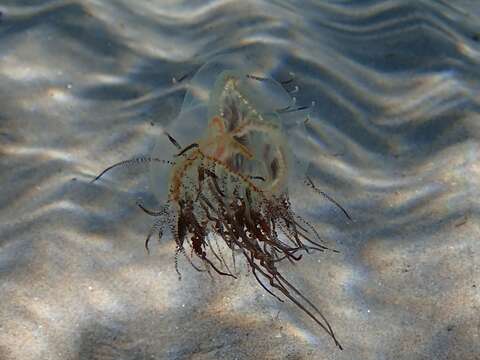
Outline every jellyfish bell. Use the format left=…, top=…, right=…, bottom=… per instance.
left=149, top=55, right=310, bottom=207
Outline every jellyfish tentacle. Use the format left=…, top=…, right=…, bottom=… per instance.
left=205, top=236, right=231, bottom=275
left=165, top=132, right=182, bottom=150
left=186, top=252, right=208, bottom=273
left=172, top=68, right=196, bottom=84
left=280, top=77, right=295, bottom=86
left=277, top=105, right=310, bottom=114
left=275, top=273, right=343, bottom=350
left=201, top=256, right=237, bottom=278
left=204, top=168, right=225, bottom=198
left=248, top=175, right=266, bottom=182
left=91, top=156, right=174, bottom=183
left=174, top=247, right=182, bottom=280
left=245, top=74, right=269, bottom=82
left=305, top=176, right=352, bottom=221
left=144, top=217, right=165, bottom=253
left=176, top=143, right=199, bottom=157
left=246, top=252, right=285, bottom=303
left=136, top=201, right=168, bottom=217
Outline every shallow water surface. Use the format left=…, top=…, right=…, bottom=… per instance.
left=1, top=1, right=480, bottom=359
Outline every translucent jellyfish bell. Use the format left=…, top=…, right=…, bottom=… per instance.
left=150, top=54, right=310, bottom=205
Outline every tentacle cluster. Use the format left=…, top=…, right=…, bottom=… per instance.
left=140, top=150, right=343, bottom=349
left=93, top=70, right=348, bottom=350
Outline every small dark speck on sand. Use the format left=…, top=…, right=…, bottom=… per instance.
left=447, top=325, right=454, bottom=332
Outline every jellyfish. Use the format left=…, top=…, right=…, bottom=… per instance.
left=92, top=55, right=350, bottom=350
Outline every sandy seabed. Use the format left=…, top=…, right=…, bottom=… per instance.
left=1, top=1, right=480, bottom=359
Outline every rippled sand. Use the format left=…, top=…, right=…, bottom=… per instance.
left=1, top=1, right=480, bottom=359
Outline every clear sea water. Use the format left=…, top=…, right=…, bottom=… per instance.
left=1, top=1, right=479, bottom=359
